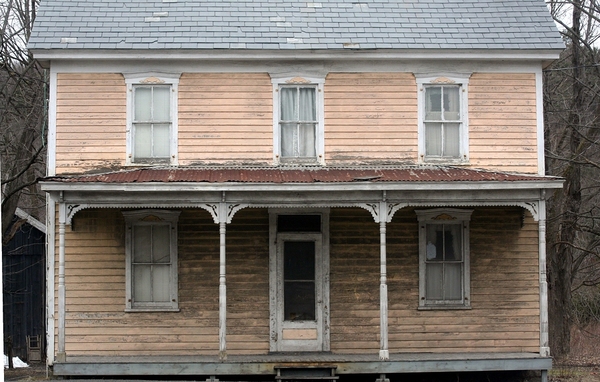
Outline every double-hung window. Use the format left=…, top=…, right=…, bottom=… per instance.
left=123, top=210, right=180, bottom=311
left=125, top=74, right=180, bottom=165
left=272, top=76, right=325, bottom=165
left=417, top=75, right=470, bottom=163
left=416, top=209, right=472, bottom=309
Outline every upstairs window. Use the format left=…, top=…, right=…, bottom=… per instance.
left=271, top=76, right=325, bottom=165
left=133, top=85, right=172, bottom=161
left=125, top=74, right=180, bottom=165
left=417, top=75, right=470, bottom=163
left=416, top=208, right=473, bottom=309
left=280, top=86, right=317, bottom=160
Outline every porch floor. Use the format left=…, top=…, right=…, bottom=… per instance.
left=53, top=352, right=552, bottom=377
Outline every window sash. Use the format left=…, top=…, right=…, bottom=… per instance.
left=279, top=86, right=317, bottom=158
left=133, top=85, right=172, bottom=161
left=423, top=85, right=462, bottom=159
left=424, top=223, right=464, bottom=303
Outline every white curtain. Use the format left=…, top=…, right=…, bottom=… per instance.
left=280, top=87, right=316, bottom=157
left=425, top=224, right=462, bottom=301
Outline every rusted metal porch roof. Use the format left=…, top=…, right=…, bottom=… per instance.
left=42, top=166, right=561, bottom=185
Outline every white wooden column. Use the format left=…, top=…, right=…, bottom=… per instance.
left=378, top=200, right=389, bottom=361
left=538, top=198, right=550, bottom=357
left=218, top=202, right=227, bottom=361
left=57, top=201, right=67, bottom=361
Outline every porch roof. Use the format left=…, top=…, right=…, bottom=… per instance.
left=42, top=166, right=562, bottom=186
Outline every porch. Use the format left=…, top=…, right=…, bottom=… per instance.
left=53, top=352, right=552, bottom=378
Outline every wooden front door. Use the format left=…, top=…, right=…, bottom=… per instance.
left=269, top=212, right=330, bottom=352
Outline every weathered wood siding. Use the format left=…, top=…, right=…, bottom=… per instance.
left=57, top=206, right=539, bottom=357
left=387, top=207, right=540, bottom=353
left=56, top=73, right=126, bottom=174
left=54, top=71, right=541, bottom=174
left=469, top=73, right=538, bottom=173
left=324, top=73, right=418, bottom=165
left=178, top=73, right=273, bottom=166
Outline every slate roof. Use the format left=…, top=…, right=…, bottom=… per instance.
left=28, top=0, right=564, bottom=52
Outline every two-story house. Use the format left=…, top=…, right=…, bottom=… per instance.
left=29, top=0, right=565, bottom=381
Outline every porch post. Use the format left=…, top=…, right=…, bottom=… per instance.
left=538, top=198, right=550, bottom=357
left=57, top=201, right=67, bottom=361
left=379, top=199, right=389, bottom=361
left=218, top=202, right=227, bottom=361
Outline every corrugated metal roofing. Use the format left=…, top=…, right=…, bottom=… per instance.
left=42, top=166, right=560, bottom=184
left=28, top=0, right=564, bottom=51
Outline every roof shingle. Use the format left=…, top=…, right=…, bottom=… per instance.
left=28, top=0, right=564, bottom=51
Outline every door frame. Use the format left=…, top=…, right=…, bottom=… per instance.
left=268, top=209, right=330, bottom=352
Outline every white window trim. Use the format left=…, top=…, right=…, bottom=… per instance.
left=125, top=73, right=180, bottom=166
left=271, top=76, right=325, bottom=166
left=416, top=208, right=473, bottom=310
left=123, top=209, right=180, bottom=312
left=416, top=74, right=471, bottom=164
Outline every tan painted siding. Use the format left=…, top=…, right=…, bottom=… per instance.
left=58, top=206, right=539, bottom=356
left=53, top=72, right=541, bottom=173
left=56, top=73, right=126, bottom=174
left=388, top=207, right=540, bottom=353
left=469, top=73, right=538, bottom=173
left=324, top=73, right=418, bottom=165
left=61, top=209, right=221, bottom=356
left=329, top=208, right=381, bottom=353
left=178, top=73, right=273, bottom=166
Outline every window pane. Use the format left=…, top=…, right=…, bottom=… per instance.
left=280, top=88, right=297, bottom=121
left=426, top=224, right=443, bottom=261
left=152, top=87, right=171, bottom=121
left=133, top=264, right=152, bottom=302
left=425, top=86, right=442, bottom=120
left=153, top=124, right=171, bottom=157
left=426, top=263, right=443, bottom=300
left=152, top=264, right=171, bottom=302
left=134, top=124, right=152, bottom=158
left=298, top=123, right=316, bottom=157
left=284, top=241, right=315, bottom=280
left=280, top=123, right=296, bottom=157
left=443, top=86, right=460, bottom=121
left=443, top=123, right=460, bottom=158
left=278, top=215, right=321, bottom=232
left=284, top=241, right=316, bottom=321
left=444, top=263, right=462, bottom=300
left=444, top=224, right=462, bottom=261
left=299, top=87, right=316, bottom=121
left=284, top=281, right=315, bottom=321
left=133, top=226, right=152, bottom=263
left=152, top=225, right=171, bottom=263
left=425, top=123, right=442, bottom=156
left=134, top=87, right=152, bottom=121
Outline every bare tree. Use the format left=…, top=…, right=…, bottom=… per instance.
left=544, top=0, right=600, bottom=359
left=0, top=0, right=46, bottom=242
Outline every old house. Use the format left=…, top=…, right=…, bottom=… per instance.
left=29, top=0, right=565, bottom=380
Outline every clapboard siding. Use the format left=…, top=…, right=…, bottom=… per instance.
left=53, top=72, right=541, bottom=173
left=57, top=206, right=539, bottom=356
left=178, top=73, right=273, bottom=166
left=55, top=73, right=126, bottom=174
left=329, top=208, right=381, bottom=353
left=388, top=207, right=540, bottom=353
left=324, top=73, right=418, bottom=165
left=469, top=73, right=538, bottom=173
